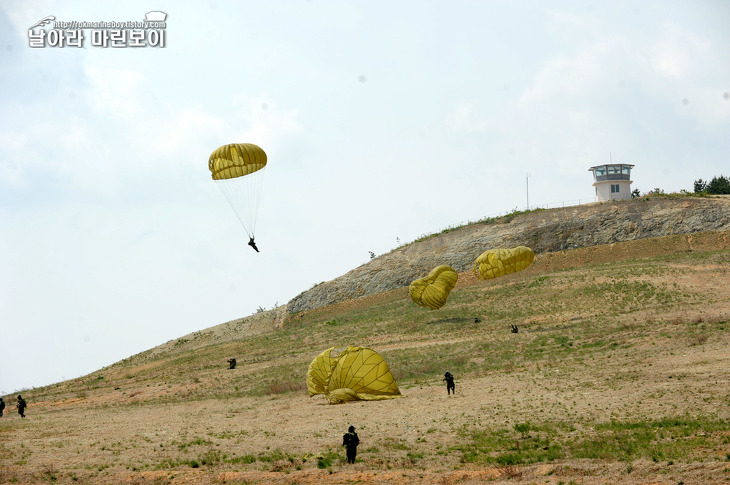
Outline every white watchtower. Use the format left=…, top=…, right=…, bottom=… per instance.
left=588, top=163, right=634, bottom=202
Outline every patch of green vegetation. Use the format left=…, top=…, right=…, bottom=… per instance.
left=227, top=454, right=257, bottom=465
left=570, top=418, right=730, bottom=462
left=455, top=421, right=567, bottom=465
left=173, top=437, right=211, bottom=450
left=316, top=450, right=342, bottom=469
left=255, top=448, right=291, bottom=463
left=456, top=418, right=730, bottom=465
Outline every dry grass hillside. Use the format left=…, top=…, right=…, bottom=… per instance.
left=2, top=199, right=730, bottom=485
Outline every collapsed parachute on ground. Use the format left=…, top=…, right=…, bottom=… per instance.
left=473, top=246, right=535, bottom=280
left=307, top=346, right=402, bottom=404
left=409, top=265, right=459, bottom=310
left=209, top=143, right=267, bottom=238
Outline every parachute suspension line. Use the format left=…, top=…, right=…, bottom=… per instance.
left=215, top=166, right=267, bottom=239
left=249, top=166, right=266, bottom=237
left=216, top=180, right=252, bottom=237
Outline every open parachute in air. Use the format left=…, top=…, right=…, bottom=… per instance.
left=409, top=265, right=458, bottom=310
left=209, top=143, right=267, bottom=239
left=473, top=246, right=535, bottom=280
left=307, top=346, right=402, bottom=404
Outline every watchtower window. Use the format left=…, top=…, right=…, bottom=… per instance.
left=611, top=184, right=620, bottom=193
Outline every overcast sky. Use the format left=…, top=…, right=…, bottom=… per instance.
left=1, top=0, right=728, bottom=394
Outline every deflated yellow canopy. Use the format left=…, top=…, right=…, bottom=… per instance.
left=209, top=143, right=267, bottom=180
left=473, top=246, right=535, bottom=280
left=409, top=265, right=458, bottom=310
left=307, top=346, right=402, bottom=404
left=306, top=347, right=339, bottom=396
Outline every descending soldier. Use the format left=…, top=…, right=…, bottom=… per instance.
left=248, top=237, right=260, bottom=253
left=342, top=425, right=360, bottom=464
left=17, top=395, right=26, bottom=418
left=444, top=371, right=455, bottom=396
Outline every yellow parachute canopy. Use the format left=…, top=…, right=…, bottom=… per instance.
left=208, top=143, right=267, bottom=238
left=307, top=346, right=402, bottom=404
left=409, top=265, right=458, bottom=310
left=473, top=246, right=535, bottom=280
left=209, top=143, right=267, bottom=180
left=306, top=347, right=339, bottom=396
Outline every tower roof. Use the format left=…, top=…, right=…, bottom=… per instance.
left=588, top=163, right=634, bottom=171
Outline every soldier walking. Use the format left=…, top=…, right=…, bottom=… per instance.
left=444, top=371, right=455, bottom=395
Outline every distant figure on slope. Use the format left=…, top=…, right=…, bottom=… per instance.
left=0, top=397, right=5, bottom=417
left=17, top=395, right=26, bottom=418
left=227, top=358, right=237, bottom=369
left=474, top=317, right=482, bottom=324
left=248, top=237, right=259, bottom=253
left=342, top=425, right=360, bottom=464
left=444, top=371, right=455, bottom=395
left=511, top=324, right=519, bottom=333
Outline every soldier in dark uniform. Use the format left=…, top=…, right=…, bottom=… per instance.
left=227, top=358, right=237, bottom=369
left=342, top=425, right=360, bottom=464
left=248, top=237, right=259, bottom=252
left=17, top=395, right=27, bottom=418
left=0, top=397, right=5, bottom=417
left=444, top=371, right=455, bottom=395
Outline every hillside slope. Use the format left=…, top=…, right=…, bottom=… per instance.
left=3, top=225, right=730, bottom=485
left=287, top=195, right=730, bottom=314
left=149, top=195, right=730, bottom=354
left=3, top=196, right=730, bottom=484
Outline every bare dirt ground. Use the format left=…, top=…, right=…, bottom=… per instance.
left=3, top=336, right=730, bottom=485
left=2, top=238, right=730, bottom=484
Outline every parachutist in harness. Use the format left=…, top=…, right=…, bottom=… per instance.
left=248, top=237, right=259, bottom=253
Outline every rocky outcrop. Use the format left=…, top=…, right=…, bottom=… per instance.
left=287, top=196, right=730, bottom=314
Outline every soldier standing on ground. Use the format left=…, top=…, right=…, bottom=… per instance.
left=342, top=425, right=360, bottom=464
left=0, top=397, right=5, bottom=417
left=17, top=395, right=26, bottom=418
left=444, top=371, right=455, bottom=395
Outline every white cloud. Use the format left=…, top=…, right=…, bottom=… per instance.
left=85, top=66, right=144, bottom=118
left=648, top=22, right=711, bottom=80
left=445, top=101, right=488, bottom=134
left=1, top=0, right=57, bottom=39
